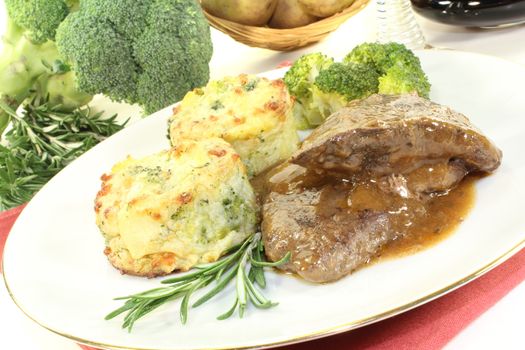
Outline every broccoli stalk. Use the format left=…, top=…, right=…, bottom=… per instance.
left=0, top=0, right=92, bottom=134
left=0, top=20, right=59, bottom=132
left=34, top=66, right=93, bottom=112
left=283, top=53, right=334, bottom=128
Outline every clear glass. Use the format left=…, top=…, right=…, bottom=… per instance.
left=376, top=0, right=427, bottom=50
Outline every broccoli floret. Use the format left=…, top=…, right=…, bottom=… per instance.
left=284, top=53, right=334, bottom=101
left=285, top=55, right=379, bottom=128
left=344, top=42, right=430, bottom=98
left=80, top=0, right=150, bottom=41
left=55, top=12, right=139, bottom=103
left=56, top=0, right=213, bottom=114
left=314, top=63, right=380, bottom=105
left=283, top=44, right=431, bottom=129
left=134, top=1, right=213, bottom=113
left=309, top=63, right=379, bottom=123
left=378, top=62, right=431, bottom=98
left=5, top=0, right=69, bottom=44
left=0, top=0, right=88, bottom=133
left=344, top=42, right=417, bottom=74
left=283, top=53, right=334, bottom=128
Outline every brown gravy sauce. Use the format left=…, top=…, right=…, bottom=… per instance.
left=252, top=162, right=476, bottom=263
left=376, top=175, right=476, bottom=260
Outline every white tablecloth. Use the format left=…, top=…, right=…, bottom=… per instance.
left=1, top=2, right=524, bottom=349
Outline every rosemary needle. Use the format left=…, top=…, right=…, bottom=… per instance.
left=106, top=232, right=290, bottom=331
left=0, top=96, right=126, bottom=210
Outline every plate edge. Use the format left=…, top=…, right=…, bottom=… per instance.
left=3, top=237, right=525, bottom=350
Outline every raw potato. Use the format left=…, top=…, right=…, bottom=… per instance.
left=298, top=0, right=355, bottom=17
left=201, top=0, right=278, bottom=26
left=269, top=0, right=319, bottom=29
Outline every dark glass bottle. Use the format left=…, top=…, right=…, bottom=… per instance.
left=411, top=0, right=525, bottom=27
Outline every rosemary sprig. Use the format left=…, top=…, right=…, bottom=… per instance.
left=106, top=232, right=291, bottom=332
left=0, top=95, right=127, bottom=210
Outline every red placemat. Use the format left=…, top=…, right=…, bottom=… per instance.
left=2, top=205, right=524, bottom=350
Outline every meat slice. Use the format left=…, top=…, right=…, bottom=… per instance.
left=293, top=94, right=502, bottom=175
left=262, top=177, right=398, bottom=283
left=261, top=163, right=428, bottom=283
left=261, top=94, right=502, bottom=283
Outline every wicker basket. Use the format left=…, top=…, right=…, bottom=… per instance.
left=202, top=0, right=370, bottom=51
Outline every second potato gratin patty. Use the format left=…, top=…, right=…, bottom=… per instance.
left=94, top=138, right=258, bottom=277
left=168, top=74, right=299, bottom=177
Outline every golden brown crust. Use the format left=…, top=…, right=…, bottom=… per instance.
left=95, top=138, right=258, bottom=277
left=168, top=75, right=299, bottom=176
left=104, top=246, right=181, bottom=278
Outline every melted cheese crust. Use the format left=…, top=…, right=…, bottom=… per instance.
left=95, top=138, right=258, bottom=276
left=168, top=74, right=299, bottom=176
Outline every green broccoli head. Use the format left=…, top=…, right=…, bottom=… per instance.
left=55, top=0, right=213, bottom=114
left=307, top=63, right=379, bottom=124
left=344, top=42, right=430, bottom=98
left=55, top=11, right=139, bottom=104
left=79, top=0, right=150, bottom=41
left=343, top=42, right=417, bottom=73
left=283, top=53, right=334, bottom=128
left=134, top=0, right=213, bottom=113
left=5, top=0, right=70, bottom=44
left=284, top=53, right=334, bottom=102
left=314, top=62, right=380, bottom=102
left=379, top=62, right=431, bottom=98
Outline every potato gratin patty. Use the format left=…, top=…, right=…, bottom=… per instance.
left=95, top=138, right=258, bottom=277
left=168, top=74, right=299, bottom=176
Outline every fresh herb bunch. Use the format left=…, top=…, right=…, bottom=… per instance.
left=106, top=232, right=290, bottom=332
left=0, top=95, right=126, bottom=210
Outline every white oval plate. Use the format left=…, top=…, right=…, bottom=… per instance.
left=3, top=50, right=525, bottom=350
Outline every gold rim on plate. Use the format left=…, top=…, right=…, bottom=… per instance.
left=3, top=238, right=525, bottom=350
